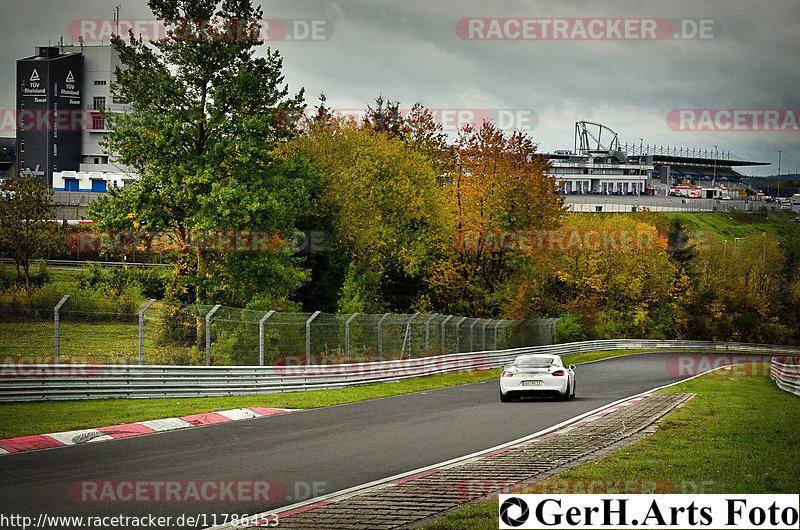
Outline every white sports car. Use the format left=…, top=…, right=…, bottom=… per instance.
left=499, top=354, right=576, bottom=402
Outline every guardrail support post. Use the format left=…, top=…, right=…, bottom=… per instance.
left=482, top=319, right=493, bottom=351
left=377, top=313, right=390, bottom=358
left=493, top=319, right=504, bottom=350
left=454, top=316, right=467, bottom=353
left=424, top=313, right=438, bottom=354
left=306, top=311, right=321, bottom=365
left=138, top=299, right=157, bottom=365
left=259, top=310, right=275, bottom=366
left=53, top=295, right=70, bottom=364
left=344, top=313, right=359, bottom=362
left=205, top=304, right=221, bottom=366
left=440, top=315, right=453, bottom=354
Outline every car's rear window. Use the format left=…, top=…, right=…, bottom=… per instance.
left=517, top=358, right=554, bottom=368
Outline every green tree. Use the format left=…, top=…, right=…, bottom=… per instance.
left=363, top=96, right=404, bottom=138
left=88, top=0, right=316, bottom=312
left=281, top=117, right=448, bottom=313
left=0, top=176, right=58, bottom=284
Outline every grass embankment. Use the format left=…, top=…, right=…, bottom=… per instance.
left=0, top=319, right=193, bottom=365
left=422, top=368, right=800, bottom=530
left=0, top=350, right=639, bottom=439
left=666, top=211, right=800, bottom=244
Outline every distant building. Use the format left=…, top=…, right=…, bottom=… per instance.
left=16, top=46, right=83, bottom=186
left=15, top=44, right=134, bottom=189
left=60, top=44, right=130, bottom=174
left=0, top=137, right=15, bottom=180
left=546, top=121, right=768, bottom=197
left=53, top=170, right=135, bottom=192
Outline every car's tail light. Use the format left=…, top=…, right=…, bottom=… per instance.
left=502, top=370, right=514, bottom=377
left=551, top=369, right=566, bottom=377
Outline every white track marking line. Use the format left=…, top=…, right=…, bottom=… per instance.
left=207, top=363, right=728, bottom=529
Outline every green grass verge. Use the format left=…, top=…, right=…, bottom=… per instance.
left=422, top=368, right=800, bottom=530
left=0, top=349, right=657, bottom=439
left=0, top=319, right=197, bottom=365
left=0, top=369, right=501, bottom=439
left=665, top=211, right=800, bottom=246
left=0, top=321, right=141, bottom=362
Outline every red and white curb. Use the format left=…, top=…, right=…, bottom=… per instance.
left=0, top=407, right=295, bottom=455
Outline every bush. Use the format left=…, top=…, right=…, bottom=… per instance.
left=210, top=327, right=259, bottom=366
left=76, top=263, right=168, bottom=300
left=554, top=313, right=587, bottom=343
left=0, top=288, right=137, bottom=323
left=0, top=261, right=50, bottom=289
left=156, top=303, right=199, bottom=347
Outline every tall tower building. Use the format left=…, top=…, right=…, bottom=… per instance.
left=16, top=46, right=83, bottom=186
left=61, top=44, right=129, bottom=174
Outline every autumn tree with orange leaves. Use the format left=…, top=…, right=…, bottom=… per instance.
left=428, top=121, right=564, bottom=316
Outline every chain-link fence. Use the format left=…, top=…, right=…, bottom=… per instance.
left=0, top=295, right=559, bottom=366
left=0, top=293, right=143, bottom=365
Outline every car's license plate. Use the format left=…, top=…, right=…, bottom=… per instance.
left=521, top=380, right=543, bottom=386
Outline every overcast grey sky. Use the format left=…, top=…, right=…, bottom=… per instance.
left=2, top=0, right=799, bottom=176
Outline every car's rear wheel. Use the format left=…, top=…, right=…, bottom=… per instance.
left=500, top=390, right=512, bottom=402
left=559, top=382, right=572, bottom=401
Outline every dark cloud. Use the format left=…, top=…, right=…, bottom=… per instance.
left=3, top=0, right=798, bottom=175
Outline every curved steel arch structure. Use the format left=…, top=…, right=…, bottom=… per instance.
left=574, top=120, right=621, bottom=153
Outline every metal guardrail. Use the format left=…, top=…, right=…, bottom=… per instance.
left=1, top=339, right=799, bottom=402
left=0, top=258, right=169, bottom=269
left=770, top=356, right=800, bottom=397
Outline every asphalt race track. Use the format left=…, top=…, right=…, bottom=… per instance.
left=0, top=352, right=767, bottom=528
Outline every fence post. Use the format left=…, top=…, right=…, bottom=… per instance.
left=306, top=311, right=321, bottom=365
left=205, top=304, right=221, bottom=366
left=493, top=319, right=504, bottom=350
left=138, top=298, right=157, bottom=365
left=440, top=315, right=453, bottom=354
left=259, top=310, right=275, bottom=367
left=424, top=313, right=438, bottom=354
left=482, top=319, right=492, bottom=351
left=551, top=317, right=560, bottom=344
left=345, top=313, right=359, bottom=362
left=53, top=295, right=70, bottom=364
left=455, top=316, right=467, bottom=353
left=507, top=319, right=520, bottom=348
left=401, top=313, right=420, bottom=357
left=377, top=312, right=390, bottom=358
left=468, top=319, right=479, bottom=352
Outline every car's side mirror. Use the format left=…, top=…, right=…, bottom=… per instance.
left=569, top=364, right=576, bottom=371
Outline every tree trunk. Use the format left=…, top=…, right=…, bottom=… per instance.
left=196, top=248, right=207, bottom=351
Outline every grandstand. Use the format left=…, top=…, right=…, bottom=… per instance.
left=547, top=121, right=769, bottom=198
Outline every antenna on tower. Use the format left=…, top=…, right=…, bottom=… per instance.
left=113, top=4, right=122, bottom=37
